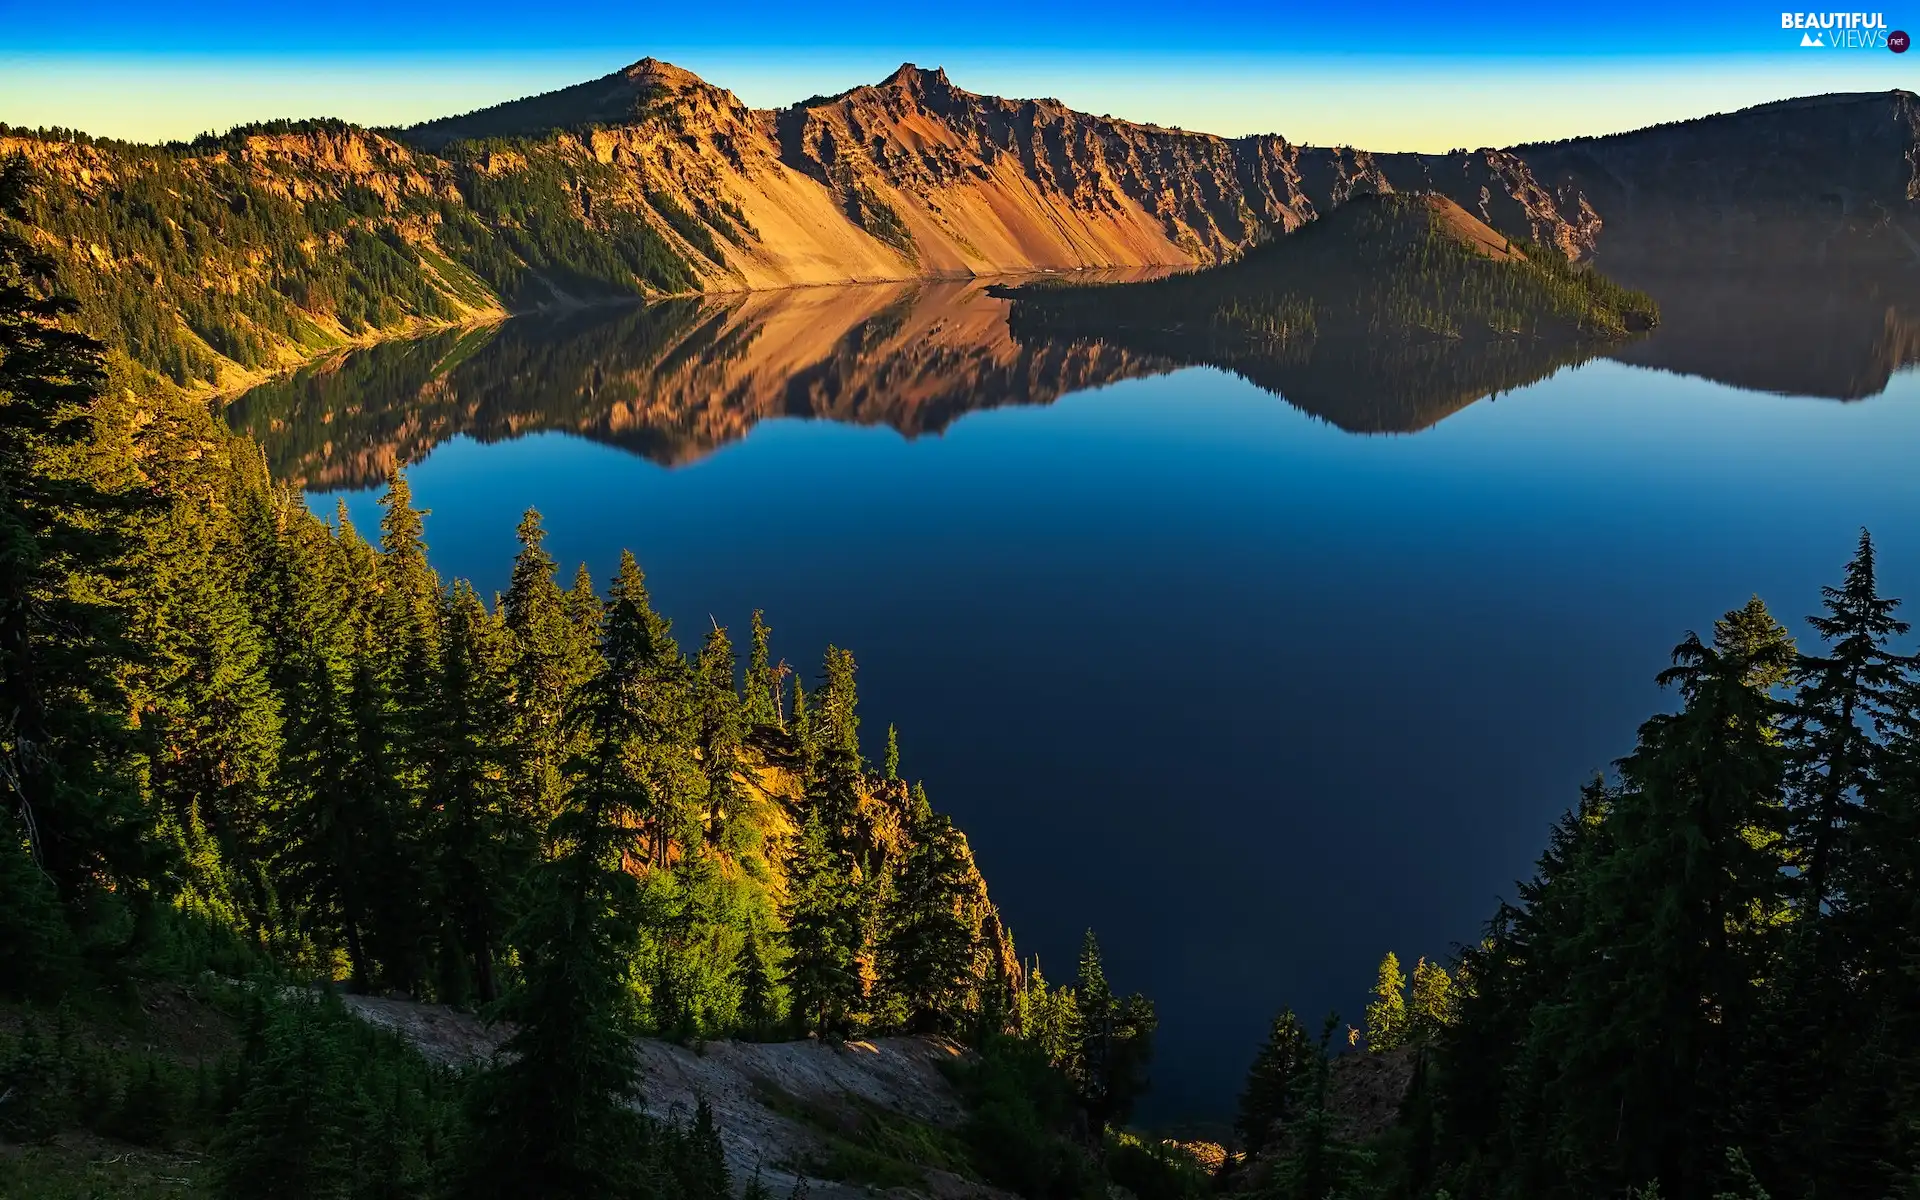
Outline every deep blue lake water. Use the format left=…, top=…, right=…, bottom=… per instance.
left=234, top=280, right=1920, bottom=1122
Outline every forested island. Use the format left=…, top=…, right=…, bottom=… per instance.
left=1003, top=193, right=1658, bottom=428
left=5, top=120, right=1920, bottom=1200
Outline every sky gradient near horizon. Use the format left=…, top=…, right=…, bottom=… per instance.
left=3, top=1, right=1917, bottom=149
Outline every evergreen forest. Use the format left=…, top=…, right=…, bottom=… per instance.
left=0, top=155, right=1159, bottom=1198
left=1007, top=192, right=1659, bottom=354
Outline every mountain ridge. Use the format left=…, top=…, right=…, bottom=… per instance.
left=4, top=61, right=1917, bottom=398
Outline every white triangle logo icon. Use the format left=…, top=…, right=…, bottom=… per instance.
left=1801, top=31, right=1825, bottom=45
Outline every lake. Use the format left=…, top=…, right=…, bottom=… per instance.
left=227, top=276, right=1920, bottom=1123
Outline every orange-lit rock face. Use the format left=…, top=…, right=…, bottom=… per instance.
left=399, top=58, right=1595, bottom=289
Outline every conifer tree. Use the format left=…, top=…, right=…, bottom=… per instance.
left=608, top=555, right=698, bottom=865
left=135, top=499, right=281, bottom=933
left=791, top=678, right=815, bottom=775
left=1553, top=608, right=1795, bottom=1197
left=694, top=623, right=744, bottom=846
left=272, top=510, right=384, bottom=986
left=1070, top=930, right=1155, bottom=1132
left=0, top=157, right=150, bottom=946
left=1409, top=957, right=1455, bottom=1041
left=816, top=646, right=861, bottom=766
left=1237, top=1007, right=1312, bottom=1155
left=1834, top=640, right=1920, bottom=1197
left=337, top=508, right=430, bottom=991
left=374, top=470, right=440, bottom=760
left=1016, top=961, right=1079, bottom=1069
left=1435, top=784, right=1605, bottom=1192
left=884, top=724, right=900, bottom=781
left=1266, top=1016, right=1373, bottom=1200
left=742, top=609, right=780, bottom=729
left=213, top=999, right=354, bottom=1198
left=424, top=580, right=518, bottom=1004
left=806, top=647, right=865, bottom=842
left=781, top=809, right=860, bottom=1038
left=458, top=550, right=661, bottom=1199
left=876, top=788, right=978, bottom=1032
left=562, top=561, right=605, bottom=688
left=676, top=1099, right=731, bottom=1200
left=1365, top=951, right=1409, bottom=1051
left=733, top=928, right=780, bottom=1039
left=1787, top=532, right=1907, bottom=910
left=501, top=509, right=577, bottom=832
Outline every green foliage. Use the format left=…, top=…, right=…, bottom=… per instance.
left=104, top=1056, right=182, bottom=1147
left=1070, top=930, right=1156, bottom=1134
left=1106, top=1132, right=1213, bottom=1200
left=0, top=1019, right=66, bottom=1143
left=1238, top=1007, right=1313, bottom=1156
left=781, top=809, right=862, bottom=1038
left=213, top=991, right=454, bottom=1200
left=1, top=115, right=725, bottom=393
left=0, top=154, right=154, bottom=982
left=875, top=789, right=980, bottom=1034
left=1407, top=957, right=1455, bottom=1043
left=1006, top=193, right=1658, bottom=435
left=1364, top=952, right=1408, bottom=1052
left=1412, top=537, right=1920, bottom=1200
left=951, top=1034, right=1101, bottom=1199
left=1012, top=193, right=1655, bottom=351
left=454, top=552, right=666, bottom=1200
left=1260, top=1016, right=1375, bottom=1200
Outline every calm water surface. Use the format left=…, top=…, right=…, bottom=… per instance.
left=230, top=280, right=1920, bottom=1122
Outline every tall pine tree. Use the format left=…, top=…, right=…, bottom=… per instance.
left=458, top=552, right=662, bottom=1199
left=0, top=156, right=151, bottom=960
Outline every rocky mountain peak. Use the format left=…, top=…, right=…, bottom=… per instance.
left=619, top=56, right=713, bottom=95
left=879, top=62, right=955, bottom=94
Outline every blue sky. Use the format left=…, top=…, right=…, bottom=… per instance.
left=3, top=1, right=1916, bottom=148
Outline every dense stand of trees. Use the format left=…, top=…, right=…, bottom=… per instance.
left=0, top=158, right=1173, bottom=1199
left=0, top=126, right=704, bottom=397
left=1009, top=192, right=1658, bottom=353
left=1231, top=533, right=1920, bottom=1200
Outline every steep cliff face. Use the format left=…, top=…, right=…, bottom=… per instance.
left=397, top=58, right=1595, bottom=281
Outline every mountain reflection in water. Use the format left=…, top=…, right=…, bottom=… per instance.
left=227, top=265, right=1920, bottom=491
left=227, top=279, right=1160, bottom=490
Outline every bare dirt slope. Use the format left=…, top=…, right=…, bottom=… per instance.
left=339, top=994, right=1014, bottom=1200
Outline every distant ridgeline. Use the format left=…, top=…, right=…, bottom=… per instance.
left=1004, top=194, right=1657, bottom=428
left=3, top=66, right=1914, bottom=401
